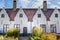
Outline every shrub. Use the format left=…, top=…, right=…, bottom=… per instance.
left=0, top=35, right=4, bottom=40
left=41, top=33, right=57, bottom=40
left=29, top=35, right=40, bottom=40
left=33, top=26, right=43, bottom=36
left=6, top=37, right=18, bottom=40
left=6, top=28, right=20, bottom=37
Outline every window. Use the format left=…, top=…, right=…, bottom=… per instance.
left=3, top=24, right=9, bottom=33
left=1, top=14, right=5, bottom=18
left=14, top=24, right=20, bottom=30
left=55, top=14, right=58, bottom=18
left=40, top=24, right=46, bottom=33
left=19, top=14, right=23, bottom=17
left=50, top=24, right=56, bottom=33
left=38, top=14, right=41, bottom=18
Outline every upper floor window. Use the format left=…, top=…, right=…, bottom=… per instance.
left=38, top=14, right=41, bottom=18
left=1, top=14, right=5, bottom=18
left=19, top=14, right=23, bottom=17
left=55, top=14, right=58, bottom=18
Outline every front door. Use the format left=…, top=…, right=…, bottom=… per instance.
left=23, top=27, right=27, bottom=36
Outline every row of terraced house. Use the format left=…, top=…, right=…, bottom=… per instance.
left=0, top=0, right=60, bottom=34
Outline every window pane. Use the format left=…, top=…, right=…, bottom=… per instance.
left=50, top=24, right=56, bottom=33
left=19, top=14, right=23, bottom=17
left=1, top=14, right=5, bottom=18
left=40, top=24, right=46, bottom=33
left=55, top=14, right=58, bottom=17
left=14, top=24, right=20, bottom=30
left=38, top=14, right=41, bottom=18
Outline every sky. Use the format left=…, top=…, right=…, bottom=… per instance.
left=0, top=0, right=60, bottom=8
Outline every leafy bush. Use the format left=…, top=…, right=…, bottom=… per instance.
left=41, top=33, right=57, bottom=40
left=6, top=37, right=18, bottom=40
left=6, top=28, right=20, bottom=37
left=29, top=36, right=40, bottom=40
left=33, top=26, right=43, bottom=36
left=0, top=35, right=4, bottom=40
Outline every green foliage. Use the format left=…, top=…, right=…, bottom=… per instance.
left=29, top=36, right=34, bottom=40
left=33, top=26, right=43, bottom=36
left=0, top=35, right=4, bottom=40
left=41, top=33, right=57, bottom=40
left=6, top=28, right=20, bottom=37
left=6, top=37, right=18, bottom=40
left=29, top=35, right=41, bottom=40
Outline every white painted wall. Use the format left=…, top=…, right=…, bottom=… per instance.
left=50, top=8, right=60, bottom=33
left=14, top=8, right=28, bottom=33
left=0, top=8, right=10, bottom=33
left=33, top=8, right=47, bottom=30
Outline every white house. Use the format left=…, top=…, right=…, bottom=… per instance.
left=0, top=0, right=60, bottom=35
left=33, top=7, right=47, bottom=33
left=0, top=8, right=10, bottom=33
left=50, top=7, right=60, bottom=33
left=14, top=8, right=28, bottom=34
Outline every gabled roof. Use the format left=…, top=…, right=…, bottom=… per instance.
left=23, top=9, right=37, bottom=21
left=6, top=9, right=18, bottom=21
left=0, top=8, right=60, bottom=21
left=42, top=9, right=54, bottom=21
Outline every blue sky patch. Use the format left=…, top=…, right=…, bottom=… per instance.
left=0, top=0, right=60, bottom=8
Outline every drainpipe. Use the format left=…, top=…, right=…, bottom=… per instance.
left=46, top=21, right=50, bottom=32
left=30, top=22, right=33, bottom=36
left=56, top=20, right=59, bottom=33
left=30, top=21, right=32, bottom=34
left=10, top=21, right=14, bottom=28
left=20, top=20, right=23, bottom=33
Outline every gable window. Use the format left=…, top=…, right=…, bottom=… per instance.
left=19, top=14, right=23, bottom=17
left=38, top=14, right=41, bottom=18
left=55, top=14, right=58, bottom=18
left=1, top=14, right=5, bottom=18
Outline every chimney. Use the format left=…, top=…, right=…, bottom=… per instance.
left=43, top=0, right=47, bottom=11
left=13, top=0, right=16, bottom=11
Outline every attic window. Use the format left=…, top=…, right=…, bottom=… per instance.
left=1, top=14, right=5, bottom=18
left=19, top=14, right=23, bottom=17
left=55, top=14, right=58, bottom=18
left=38, top=14, right=41, bottom=18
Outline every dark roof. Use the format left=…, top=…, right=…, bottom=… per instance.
left=42, top=9, right=54, bottom=21
left=23, top=9, right=37, bottom=21
left=0, top=8, right=60, bottom=21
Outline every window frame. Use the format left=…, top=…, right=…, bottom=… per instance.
left=38, top=14, right=41, bottom=18
left=40, top=24, right=46, bottom=33
left=55, top=14, right=58, bottom=18
left=19, top=14, right=23, bottom=17
left=50, top=24, right=56, bottom=33
left=1, top=14, right=5, bottom=18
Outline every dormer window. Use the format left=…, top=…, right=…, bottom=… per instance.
left=55, top=14, right=58, bottom=18
left=38, top=14, right=41, bottom=18
left=19, top=14, right=23, bottom=17
left=1, top=14, right=5, bottom=18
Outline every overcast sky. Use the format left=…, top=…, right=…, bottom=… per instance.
left=0, top=0, right=60, bottom=8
